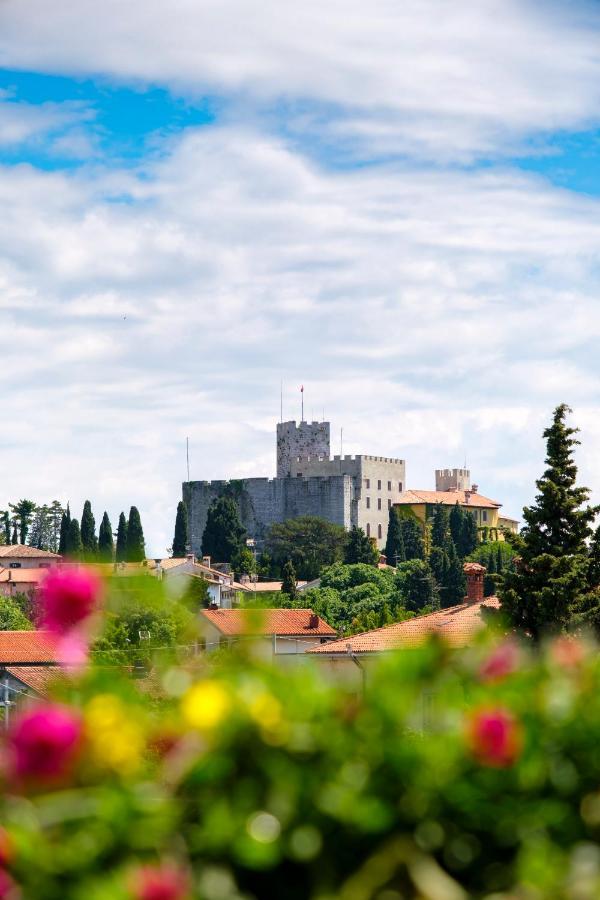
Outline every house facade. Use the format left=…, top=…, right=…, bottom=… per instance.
left=198, top=608, right=337, bottom=660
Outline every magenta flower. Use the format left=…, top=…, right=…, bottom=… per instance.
left=40, top=567, right=101, bottom=635
left=9, top=704, right=83, bottom=783
left=466, top=707, right=522, bottom=768
left=479, top=639, right=520, bottom=683
left=0, top=869, right=19, bottom=899
left=129, top=863, right=190, bottom=900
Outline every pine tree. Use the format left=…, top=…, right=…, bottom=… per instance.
left=345, top=526, right=379, bottom=565
left=449, top=503, right=464, bottom=553
left=501, top=405, right=597, bottom=637
left=400, top=517, right=425, bottom=560
left=384, top=509, right=405, bottom=566
left=11, top=524, right=17, bottom=545
left=80, top=500, right=98, bottom=559
left=443, top=541, right=466, bottom=606
left=0, top=511, right=9, bottom=545
left=201, top=496, right=246, bottom=563
left=431, top=504, right=450, bottom=551
left=66, top=518, right=83, bottom=559
left=461, top=510, right=479, bottom=557
left=9, top=499, right=36, bottom=545
left=58, top=504, right=71, bottom=555
left=49, top=501, right=65, bottom=553
left=281, top=559, right=298, bottom=600
left=115, top=513, right=128, bottom=563
left=126, top=506, right=145, bottom=563
left=398, top=559, right=440, bottom=613
left=172, top=501, right=189, bottom=558
left=98, top=512, right=114, bottom=563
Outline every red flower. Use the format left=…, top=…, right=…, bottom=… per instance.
left=466, top=707, right=522, bottom=768
left=0, top=869, right=19, bottom=899
left=40, top=567, right=101, bottom=636
left=9, top=704, right=83, bottom=783
left=479, top=639, right=520, bottom=682
left=129, top=863, right=190, bottom=900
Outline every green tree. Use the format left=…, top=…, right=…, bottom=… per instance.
left=265, top=516, right=347, bottom=580
left=0, top=596, right=32, bottom=630
left=172, top=501, right=189, bottom=558
left=400, top=517, right=425, bottom=560
left=281, top=560, right=298, bottom=600
left=0, top=511, right=10, bottom=545
left=384, top=509, right=405, bottom=567
left=449, top=503, right=464, bottom=553
left=396, top=559, right=439, bottom=613
left=58, top=504, right=71, bottom=555
left=443, top=541, right=466, bottom=606
left=126, top=506, right=146, bottom=563
left=98, top=512, right=114, bottom=563
left=81, top=500, right=98, bottom=559
left=501, top=404, right=597, bottom=637
left=9, top=499, right=36, bottom=545
left=345, top=526, right=379, bottom=565
left=461, top=510, right=479, bottom=557
left=28, top=505, right=51, bottom=550
left=231, top=546, right=256, bottom=580
left=66, top=518, right=83, bottom=559
left=429, top=546, right=448, bottom=588
left=115, top=512, right=128, bottom=563
left=484, top=550, right=497, bottom=597
left=431, top=503, right=450, bottom=551
left=202, top=496, right=245, bottom=564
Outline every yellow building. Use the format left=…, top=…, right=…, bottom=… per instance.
left=393, top=484, right=518, bottom=542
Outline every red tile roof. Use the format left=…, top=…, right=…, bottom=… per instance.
left=0, top=545, right=60, bottom=559
left=308, top=597, right=500, bottom=655
left=394, top=490, right=501, bottom=509
left=4, top=665, right=60, bottom=696
left=0, top=631, right=59, bottom=664
left=200, top=608, right=336, bottom=637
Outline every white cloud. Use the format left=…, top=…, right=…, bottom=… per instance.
left=1, top=1, right=600, bottom=159
left=1, top=126, right=600, bottom=551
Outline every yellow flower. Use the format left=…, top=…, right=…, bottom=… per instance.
left=248, top=691, right=282, bottom=729
left=85, top=694, right=144, bottom=775
left=181, top=680, right=232, bottom=731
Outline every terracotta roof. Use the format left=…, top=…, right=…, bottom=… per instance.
left=463, top=562, right=486, bottom=574
left=0, top=631, right=59, bottom=664
left=200, top=608, right=336, bottom=637
left=0, top=545, right=60, bottom=559
left=0, top=567, right=49, bottom=584
left=308, top=597, right=501, bottom=655
left=394, top=490, right=501, bottom=509
left=4, top=665, right=60, bottom=696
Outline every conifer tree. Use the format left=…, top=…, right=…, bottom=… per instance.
left=501, top=404, right=597, bottom=637
left=281, top=559, right=298, bottom=600
left=11, top=523, right=17, bottom=545
left=460, top=510, right=479, bottom=557
left=429, top=546, right=449, bottom=590
left=98, top=512, right=114, bottom=563
left=484, top=551, right=497, bottom=597
left=384, top=509, right=405, bottom=567
left=80, top=500, right=98, bottom=559
left=115, top=512, right=128, bottom=563
left=65, top=518, right=83, bottom=559
left=0, top=511, right=9, bottom=545
left=398, top=559, right=440, bottom=613
left=345, top=526, right=379, bottom=565
left=126, top=506, right=145, bottom=563
left=201, top=496, right=245, bottom=563
left=172, top=501, right=189, bottom=558
left=496, top=545, right=505, bottom=574
left=443, top=541, right=466, bottom=606
left=449, top=503, right=464, bottom=552
left=9, top=499, right=36, bottom=545
left=400, top=517, right=425, bottom=560
left=431, top=504, right=450, bottom=551
left=58, top=504, right=71, bottom=555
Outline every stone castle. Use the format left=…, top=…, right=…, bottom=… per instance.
left=183, top=419, right=406, bottom=555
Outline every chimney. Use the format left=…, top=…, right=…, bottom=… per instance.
left=202, top=556, right=211, bottom=568
left=464, top=562, right=486, bottom=603
left=464, top=490, right=471, bottom=504
left=471, top=484, right=479, bottom=494
left=308, top=613, right=319, bottom=629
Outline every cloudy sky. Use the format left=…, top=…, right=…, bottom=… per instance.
left=2, top=0, right=600, bottom=554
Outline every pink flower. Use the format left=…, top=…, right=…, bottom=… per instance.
left=479, top=639, right=520, bottom=683
left=551, top=636, right=585, bottom=669
left=9, top=704, right=83, bottom=784
left=129, top=863, right=190, bottom=900
left=40, top=568, right=101, bottom=636
left=466, top=707, right=522, bottom=768
left=0, top=869, right=19, bottom=899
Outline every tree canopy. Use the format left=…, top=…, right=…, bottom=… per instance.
left=345, top=526, right=378, bottom=565
left=172, top=501, right=189, bottom=558
left=265, top=516, right=347, bottom=581
left=126, top=506, right=146, bottom=563
left=201, top=496, right=246, bottom=564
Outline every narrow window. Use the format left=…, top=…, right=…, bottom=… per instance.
left=378, top=498, right=382, bottom=511
left=399, top=482, right=403, bottom=492
left=482, top=510, right=488, bottom=522
left=366, top=497, right=370, bottom=509
left=377, top=480, right=382, bottom=490
left=365, top=478, right=370, bottom=489
left=387, top=480, right=392, bottom=491
left=378, top=524, right=383, bottom=539
left=366, top=523, right=371, bottom=537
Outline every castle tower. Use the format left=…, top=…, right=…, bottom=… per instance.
left=435, top=468, right=471, bottom=492
left=276, top=420, right=330, bottom=477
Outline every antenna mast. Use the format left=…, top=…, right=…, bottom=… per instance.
left=186, top=437, right=190, bottom=482
left=301, top=385, right=304, bottom=422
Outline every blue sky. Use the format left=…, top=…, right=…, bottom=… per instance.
left=1, top=0, right=600, bottom=554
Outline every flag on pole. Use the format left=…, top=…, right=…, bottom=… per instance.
left=300, top=385, right=304, bottom=392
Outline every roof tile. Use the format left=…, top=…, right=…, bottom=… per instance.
left=200, top=608, right=336, bottom=637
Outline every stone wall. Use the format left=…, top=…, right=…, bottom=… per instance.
left=276, top=420, right=330, bottom=477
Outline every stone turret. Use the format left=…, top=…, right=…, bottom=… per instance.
left=435, top=468, right=471, bottom=492
left=276, top=420, right=330, bottom=477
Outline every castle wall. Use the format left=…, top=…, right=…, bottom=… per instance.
left=276, top=420, right=330, bottom=477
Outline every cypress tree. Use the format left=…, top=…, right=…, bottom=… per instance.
left=429, top=546, right=449, bottom=591
left=115, top=512, right=128, bottom=563
left=496, top=545, right=505, bottom=574
left=281, top=559, right=298, bottom=600
left=58, top=504, right=71, bottom=555
left=80, top=500, right=98, bottom=559
left=98, top=512, right=114, bottom=563
left=65, top=518, right=83, bottom=559
left=11, top=523, right=17, bottom=545
left=1, top=511, right=10, bottom=545
left=384, top=508, right=405, bottom=567
left=126, top=506, right=145, bottom=563
left=398, top=559, right=440, bottom=613
left=400, top=517, right=425, bottom=560
left=201, top=496, right=246, bottom=563
left=345, top=526, right=378, bottom=565
left=461, top=510, right=479, bottom=557
left=431, top=504, right=450, bottom=551
left=444, top=541, right=466, bottom=606
left=172, top=501, right=189, bottom=558
left=501, top=404, right=597, bottom=637
left=449, top=503, right=464, bottom=552
left=484, top=551, right=497, bottom=597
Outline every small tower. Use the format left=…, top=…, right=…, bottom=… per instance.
left=276, top=420, right=330, bottom=477
left=435, top=468, right=471, bottom=492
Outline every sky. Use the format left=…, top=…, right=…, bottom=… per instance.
left=1, top=0, right=600, bottom=555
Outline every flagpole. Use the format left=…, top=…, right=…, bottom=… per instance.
left=301, top=385, right=304, bottom=422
